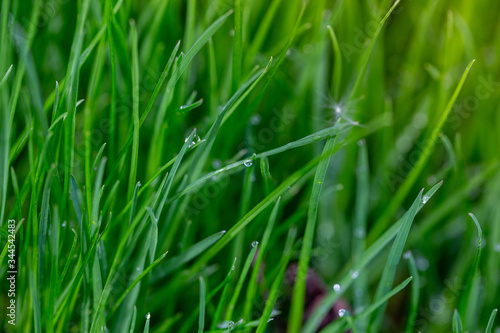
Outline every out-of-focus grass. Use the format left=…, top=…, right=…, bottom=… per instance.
left=0, top=0, right=499, bottom=332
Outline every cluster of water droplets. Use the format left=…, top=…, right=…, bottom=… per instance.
left=244, top=153, right=257, bottom=167
left=184, top=129, right=201, bottom=148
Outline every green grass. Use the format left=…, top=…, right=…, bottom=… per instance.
left=1, top=0, right=500, bottom=332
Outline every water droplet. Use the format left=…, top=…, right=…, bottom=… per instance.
left=350, top=270, right=359, bottom=279
left=251, top=241, right=259, bottom=248
left=184, top=137, right=189, bottom=143
left=495, top=243, right=500, bottom=252
left=354, top=227, right=365, bottom=238
left=145, top=312, right=151, bottom=319
left=422, top=194, right=430, bottom=204
left=334, top=105, right=342, bottom=114
left=244, top=159, right=253, bottom=167
left=416, top=257, right=429, bottom=271
left=250, top=114, right=261, bottom=125
left=212, top=159, right=222, bottom=169
left=188, top=141, right=196, bottom=148
left=333, top=284, right=341, bottom=293
left=403, top=251, right=412, bottom=260
left=62, top=221, right=67, bottom=227
left=338, top=309, right=347, bottom=317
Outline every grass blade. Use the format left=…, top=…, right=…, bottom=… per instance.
left=198, top=276, right=206, bottom=333
left=453, top=309, right=463, bottom=333
left=369, top=189, right=423, bottom=332
left=289, top=135, right=337, bottom=333
left=486, top=309, right=498, bottom=333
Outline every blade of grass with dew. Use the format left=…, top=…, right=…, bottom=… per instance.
left=289, top=135, right=337, bottom=333
left=405, top=251, right=420, bottom=333
left=174, top=112, right=389, bottom=205
left=369, top=60, right=475, bottom=243
left=320, top=276, right=414, bottom=333
left=169, top=122, right=351, bottom=202
left=162, top=60, right=272, bottom=250
left=303, top=182, right=441, bottom=333
left=144, top=313, right=151, bottom=333
left=255, top=227, right=297, bottom=333
left=225, top=242, right=258, bottom=320
left=186, top=152, right=333, bottom=276
left=409, top=162, right=498, bottom=244
left=242, top=197, right=280, bottom=320
left=210, top=258, right=238, bottom=331
left=199, top=275, right=206, bottom=333
left=369, top=189, right=423, bottom=333
left=231, top=161, right=255, bottom=280
left=179, top=98, right=203, bottom=114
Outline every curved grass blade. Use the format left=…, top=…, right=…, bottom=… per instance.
left=255, top=227, right=296, bottom=333
left=243, top=197, right=280, bottom=320
left=289, top=135, right=337, bottom=333
left=225, top=242, right=259, bottom=320
left=461, top=213, right=483, bottom=328
left=210, top=258, right=237, bottom=331
left=486, top=309, right=498, bottom=333
left=369, top=189, right=423, bottom=332
left=404, top=251, right=420, bottom=333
